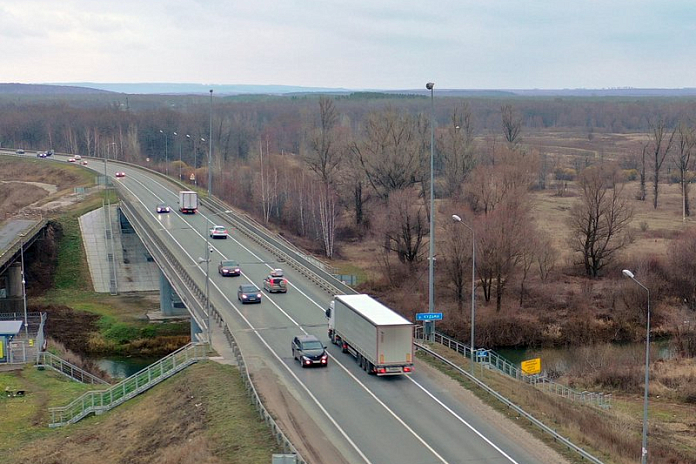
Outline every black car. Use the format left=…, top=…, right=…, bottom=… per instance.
left=156, top=203, right=171, bottom=213
left=237, top=284, right=262, bottom=304
left=218, top=260, right=241, bottom=276
left=292, top=335, right=328, bottom=368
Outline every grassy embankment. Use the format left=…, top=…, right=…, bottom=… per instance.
left=0, top=363, right=282, bottom=463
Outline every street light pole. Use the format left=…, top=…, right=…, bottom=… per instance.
left=452, top=214, right=476, bottom=374
left=20, top=241, right=28, bottom=337
left=209, top=89, right=213, bottom=196
left=622, top=269, right=650, bottom=464
left=426, top=82, right=435, bottom=342
left=160, top=130, right=169, bottom=177
left=174, top=132, right=182, bottom=180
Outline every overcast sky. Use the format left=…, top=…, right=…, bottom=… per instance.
left=1, top=0, right=694, bottom=90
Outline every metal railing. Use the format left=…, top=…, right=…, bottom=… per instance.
left=37, top=351, right=109, bottom=385
left=49, top=342, right=208, bottom=427
left=415, top=327, right=611, bottom=409
left=416, top=342, right=606, bottom=464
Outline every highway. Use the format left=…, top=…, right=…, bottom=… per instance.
left=61, top=155, right=568, bottom=464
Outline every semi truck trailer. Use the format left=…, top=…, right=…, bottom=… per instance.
left=178, top=190, right=198, bottom=214
left=326, top=294, right=414, bottom=376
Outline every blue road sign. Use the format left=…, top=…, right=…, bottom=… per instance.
left=416, top=312, right=443, bottom=321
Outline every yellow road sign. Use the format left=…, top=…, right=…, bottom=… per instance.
left=521, top=357, right=541, bottom=375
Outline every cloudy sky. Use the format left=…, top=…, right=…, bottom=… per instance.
left=1, top=0, right=694, bottom=90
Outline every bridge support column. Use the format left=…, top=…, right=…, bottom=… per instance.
left=159, top=271, right=174, bottom=315
left=190, top=317, right=204, bottom=342
left=6, top=263, right=23, bottom=297
left=159, top=271, right=189, bottom=317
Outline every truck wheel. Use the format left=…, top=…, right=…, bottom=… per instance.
left=367, top=362, right=374, bottom=374
left=358, top=354, right=363, bottom=369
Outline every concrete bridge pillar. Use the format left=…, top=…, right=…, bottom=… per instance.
left=159, top=271, right=174, bottom=315
left=190, top=317, right=204, bottom=342
left=6, top=263, right=23, bottom=297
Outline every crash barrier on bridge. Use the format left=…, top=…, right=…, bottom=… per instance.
left=36, top=351, right=109, bottom=385
left=0, top=217, right=47, bottom=276
left=414, top=342, right=607, bottom=464
left=48, top=342, right=208, bottom=427
left=414, top=327, right=611, bottom=409
left=222, top=324, right=306, bottom=464
left=203, top=196, right=356, bottom=297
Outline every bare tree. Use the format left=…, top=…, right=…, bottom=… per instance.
left=568, top=163, right=633, bottom=278
left=674, top=122, right=695, bottom=219
left=438, top=103, right=477, bottom=198
left=442, top=215, right=475, bottom=308
left=352, top=108, right=425, bottom=201
left=647, top=117, right=676, bottom=209
left=666, top=228, right=696, bottom=310
left=535, top=232, right=557, bottom=282
left=637, top=142, right=648, bottom=201
left=476, top=195, right=531, bottom=311
left=501, top=104, right=522, bottom=147
left=374, top=188, right=427, bottom=265
left=303, top=97, right=344, bottom=184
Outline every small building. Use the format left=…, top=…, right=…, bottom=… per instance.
left=0, top=320, right=23, bottom=363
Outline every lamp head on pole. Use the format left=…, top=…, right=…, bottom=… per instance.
left=622, top=269, right=635, bottom=279
left=426, top=82, right=434, bottom=90
left=452, top=214, right=462, bottom=222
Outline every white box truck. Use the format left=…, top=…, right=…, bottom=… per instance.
left=326, top=294, right=414, bottom=376
left=178, top=191, right=198, bottom=214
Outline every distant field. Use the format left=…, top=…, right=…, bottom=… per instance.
left=531, top=179, right=688, bottom=265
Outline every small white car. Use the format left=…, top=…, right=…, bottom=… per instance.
left=209, top=225, right=228, bottom=239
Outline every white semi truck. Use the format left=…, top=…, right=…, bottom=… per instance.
left=178, top=191, right=198, bottom=214
left=326, top=294, right=414, bottom=376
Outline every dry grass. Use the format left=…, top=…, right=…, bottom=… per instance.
left=2, top=362, right=281, bottom=464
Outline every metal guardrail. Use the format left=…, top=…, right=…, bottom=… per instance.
left=49, top=342, right=208, bottom=427
left=415, top=342, right=606, bottom=464
left=37, top=352, right=109, bottom=385
left=415, top=327, right=611, bottom=409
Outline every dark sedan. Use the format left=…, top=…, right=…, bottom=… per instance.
left=218, top=260, right=241, bottom=277
left=156, top=203, right=171, bottom=213
left=237, top=284, right=262, bottom=304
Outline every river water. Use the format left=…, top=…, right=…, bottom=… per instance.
left=95, top=356, right=161, bottom=379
